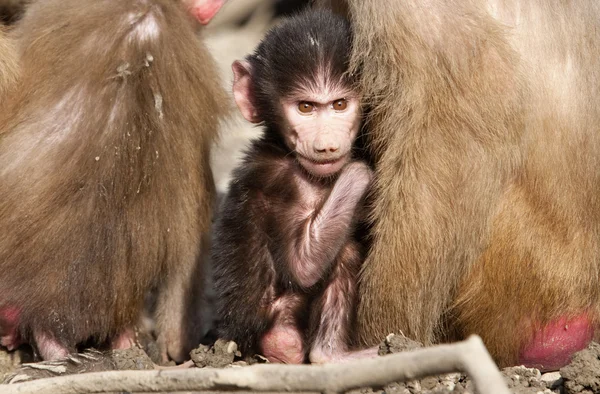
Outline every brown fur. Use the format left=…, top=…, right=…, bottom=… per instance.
left=322, top=0, right=600, bottom=367
left=0, top=0, right=227, bottom=361
left=0, top=26, right=18, bottom=101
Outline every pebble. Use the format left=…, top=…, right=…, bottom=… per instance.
left=540, top=371, right=562, bottom=388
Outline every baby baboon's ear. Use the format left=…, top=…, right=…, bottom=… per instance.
left=232, top=60, right=261, bottom=124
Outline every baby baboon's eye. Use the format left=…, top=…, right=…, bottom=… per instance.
left=332, top=99, right=348, bottom=111
left=298, top=102, right=315, bottom=114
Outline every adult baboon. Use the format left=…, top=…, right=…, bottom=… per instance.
left=318, top=0, right=600, bottom=370
left=0, top=0, right=227, bottom=362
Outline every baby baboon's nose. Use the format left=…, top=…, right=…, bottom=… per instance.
left=314, top=134, right=340, bottom=156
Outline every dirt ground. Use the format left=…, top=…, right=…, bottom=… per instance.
left=1, top=334, right=598, bottom=393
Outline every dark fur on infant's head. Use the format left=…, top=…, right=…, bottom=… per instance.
left=247, top=10, right=355, bottom=127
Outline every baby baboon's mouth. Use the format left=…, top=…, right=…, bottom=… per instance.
left=297, top=155, right=348, bottom=177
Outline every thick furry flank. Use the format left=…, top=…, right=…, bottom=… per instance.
left=0, top=0, right=227, bottom=361
left=336, top=0, right=600, bottom=367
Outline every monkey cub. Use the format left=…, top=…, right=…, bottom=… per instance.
left=212, top=10, right=376, bottom=364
